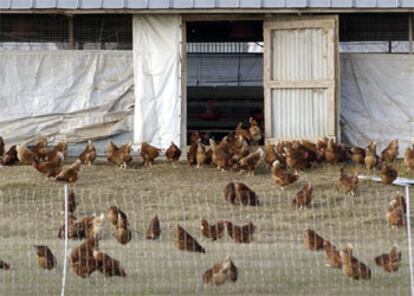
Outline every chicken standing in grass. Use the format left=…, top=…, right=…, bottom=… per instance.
left=55, top=159, right=81, bottom=184
left=34, top=245, right=56, bottom=270
left=16, top=144, right=39, bottom=165
left=364, top=141, right=378, bottom=173
left=79, top=139, right=97, bottom=166
left=340, top=243, right=371, bottom=280
left=196, top=140, right=207, bottom=168
left=381, top=139, right=399, bottom=163
left=271, top=160, right=299, bottom=190
left=292, top=182, right=313, bottom=209
left=1, top=145, right=18, bottom=166
left=107, top=206, right=129, bottom=227
left=200, top=219, right=225, bottom=241
left=48, top=139, right=68, bottom=161
left=32, top=151, right=64, bottom=178
left=351, top=146, right=365, bottom=164
left=404, top=143, right=414, bottom=173
left=225, top=221, right=255, bottom=244
left=203, top=256, right=238, bottom=286
left=69, top=237, right=98, bottom=278
left=323, top=240, right=342, bottom=269
left=93, top=250, right=127, bottom=277
left=165, top=142, right=181, bottom=166
left=235, top=122, right=251, bottom=142
left=237, top=148, right=263, bottom=176
left=375, top=246, right=401, bottom=272
left=387, top=193, right=407, bottom=228
left=141, top=142, right=161, bottom=167
left=380, top=162, right=398, bottom=185
left=31, top=136, right=48, bottom=160
left=264, top=143, right=278, bottom=169
left=187, top=142, right=198, bottom=166
left=249, top=117, right=261, bottom=145
left=115, top=212, right=132, bottom=245
left=175, top=224, right=205, bottom=253
left=145, top=214, right=161, bottom=240
left=107, top=141, right=133, bottom=168
left=0, top=260, right=10, bottom=270
left=304, top=228, right=325, bottom=251
left=224, top=182, right=260, bottom=206
left=338, top=167, right=359, bottom=196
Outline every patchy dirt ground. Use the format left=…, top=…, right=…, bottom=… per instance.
left=0, top=157, right=412, bottom=295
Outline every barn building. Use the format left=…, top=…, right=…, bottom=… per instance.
left=0, top=1, right=413, bottom=154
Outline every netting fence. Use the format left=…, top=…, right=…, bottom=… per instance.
left=0, top=168, right=412, bottom=295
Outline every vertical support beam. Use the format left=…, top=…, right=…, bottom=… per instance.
left=68, top=15, right=74, bottom=49
left=180, top=17, right=188, bottom=148
left=409, top=13, right=413, bottom=55
left=405, top=185, right=414, bottom=296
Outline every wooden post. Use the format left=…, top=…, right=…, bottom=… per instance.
left=68, top=15, right=74, bottom=49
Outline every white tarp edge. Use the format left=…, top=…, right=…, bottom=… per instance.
left=0, top=50, right=134, bottom=155
left=133, top=15, right=182, bottom=149
left=341, top=53, right=414, bottom=153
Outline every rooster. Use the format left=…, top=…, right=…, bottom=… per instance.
left=93, top=250, right=127, bottom=277
left=108, top=141, right=133, bottom=168
left=141, top=142, right=161, bottom=167
left=381, top=139, right=399, bottom=163
left=203, top=256, right=238, bottom=286
left=55, top=159, right=81, bottom=184
left=340, top=243, right=371, bottom=280
left=338, top=167, right=359, bottom=196
left=224, top=182, right=260, bottom=206
left=165, top=142, right=181, bottom=166
left=175, top=224, right=205, bottom=253
left=224, top=221, right=255, bottom=243
left=375, top=246, right=401, bottom=272
left=145, top=214, right=161, bottom=240
left=34, top=245, right=56, bottom=270
left=292, top=182, right=313, bottom=209
left=32, top=151, right=64, bottom=178
left=79, top=140, right=97, bottom=166
left=271, top=160, right=299, bottom=190
left=16, top=144, right=39, bottom=165
left=304, top=228, right=324, bottom=251
left=200, top=219, right=225, bottom=241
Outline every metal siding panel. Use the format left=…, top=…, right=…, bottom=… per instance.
left=330, top=0, right=353, bottom=7
left=0, top=0, right=11, bottom=8
left=355, top=0, right=377, bottom=7
left=102, top=0, right=124, bottom=8
left=172, top=0, right=194, bottom=8
left=217, top=0, right=239, bottom=7
left=271, top=89, right=328, bottom=138
left=127, top=0, right=148, bottom=8
left=309, top=0, right=331, bottom=7
left=271, top=28, right=327, bottom=81
left=10, top=0, right=31, bottom=8
left=401, top=0, right=414, bottom=6
left=57, top=0, right=78, bottom=8
left=240, top=0, right=261, bottom=7
left=79, top=0, right=103, bottom=8
left=34, top=0, right=56, bottom=8
left=262, top=0, right=286, bottom=7
left=377, top=0, right=400, bottom=7
left=148, top=0, right=170, bottom=8
left=286, top=0, right=307, bottom=7
left=193, top=0, right=215, bottom=8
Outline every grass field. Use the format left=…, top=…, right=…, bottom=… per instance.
left=0, top=158, right=412, bottom=295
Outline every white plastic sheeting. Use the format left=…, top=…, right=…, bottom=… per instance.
left=133, top=15, right=182, bottom=149
left=0, top=50, right=134, bottom=154
left=341, top=53, right=414, bottom=152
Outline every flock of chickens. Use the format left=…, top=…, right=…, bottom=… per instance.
left=0, top=116, right=411, bottom=285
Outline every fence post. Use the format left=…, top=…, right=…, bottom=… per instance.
left=405, top=185, right=414, bottom=296
left=60, top=184, right=69, bottom=296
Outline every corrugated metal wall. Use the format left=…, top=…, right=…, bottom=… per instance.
left=0, top=0, right=413, bottom=9
left=272, top=29, right=328, bottom=81
left=271, top=89, right=328, bottom=138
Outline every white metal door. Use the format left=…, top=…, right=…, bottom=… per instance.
left=264, top=16, right=339, bottom=143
